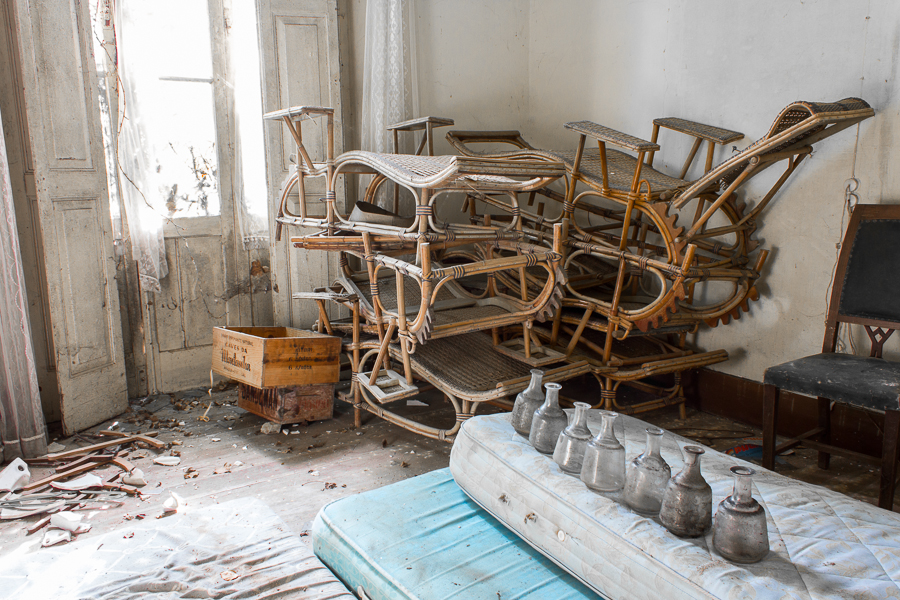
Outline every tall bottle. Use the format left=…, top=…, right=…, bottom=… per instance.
left=553, top=402, right=593, bottom=474
left=659, top=446, right=712, bottom=537
left=510, top=369, right=544, bottom=437
left=580, top=410, right=625, bottom=493
left=713, top=466, right=770, bottom=563
left=528, top=382, right=568, bottom=454
left=623, top=427, right=671, bottom=516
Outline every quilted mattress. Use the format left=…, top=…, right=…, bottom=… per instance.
left=450, top=412, right=900, bottom=600
left=312, top=468, right=600, bottom=599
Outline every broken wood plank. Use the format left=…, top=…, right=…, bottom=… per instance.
left=102, top=483, right=140, bottom=496
left=41, top=435, right=163, bottom=461
left=27, top=514, right=53, bottom=534
left=22, top=457, right=114, bottom=492
left=97, top=430, right=159, bottom=439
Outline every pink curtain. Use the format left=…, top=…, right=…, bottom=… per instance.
left=0, top=102, right=47, bottom=460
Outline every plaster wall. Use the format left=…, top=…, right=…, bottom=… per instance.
left=341, top=0, right=900, bottom=383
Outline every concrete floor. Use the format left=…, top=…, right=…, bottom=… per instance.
left=0, top=378, right=892, bottom=558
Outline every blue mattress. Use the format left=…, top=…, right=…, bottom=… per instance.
left=313, top=468, right=601, bottom=599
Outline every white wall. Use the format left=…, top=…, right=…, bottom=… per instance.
left=342, top=0, right=900, bottom=382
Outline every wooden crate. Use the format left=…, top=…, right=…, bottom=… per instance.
left=238, top=383, right=333, bottom=424
left=211, top=326, right=340, bottom=388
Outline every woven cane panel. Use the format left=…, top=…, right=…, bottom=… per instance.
left=412, top=332, right=532, bottom=392
left=546, top=149, right=688, bottom=194
left=430, top=304, right=510, bottom=327
left=653, top=118, right=744, bottom=145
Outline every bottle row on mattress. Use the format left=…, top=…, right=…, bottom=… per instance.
left=512, top=369, right=770, bottom=564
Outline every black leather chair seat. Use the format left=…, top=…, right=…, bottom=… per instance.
left=764, top=353, right=900, bottom=412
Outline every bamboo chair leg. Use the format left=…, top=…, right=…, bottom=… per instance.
left=368, top=321, right=397, bottom=386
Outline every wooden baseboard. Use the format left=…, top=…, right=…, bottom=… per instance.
left=684, top=368, right=885, bottom=459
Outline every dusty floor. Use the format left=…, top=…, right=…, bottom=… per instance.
left=0, top=378, right=893, bottom=557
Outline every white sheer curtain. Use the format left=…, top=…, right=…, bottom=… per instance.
left=229, top=0, right=268, bottom=249
left=0, top=104, right=47, bottom=461
left=114, top=0, right=168, bottom=293
left=360, top=0, right=419, bottom=207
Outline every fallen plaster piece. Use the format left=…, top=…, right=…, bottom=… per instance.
left=154, top=456, right=181, bottom=467
left=233, top=461, right=243, bottom=467
left=0, top=458, right=30, bottom=492
left=162, top=492, right=184, bottom=513
left=46, top=442, right=66, bottom=454
left=42, top=529, right=73, bottom=547
left=51, top=473, right=103, bottom=491
left=260, top=422, right=280, bottom=435
left=50, top=511, right=84, bottom=532
left=122, top=469, right=146, bottom=487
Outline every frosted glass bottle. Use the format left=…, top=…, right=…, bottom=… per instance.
left=528, top=382, right=568, bottom=454
left=553, top=402, right=593, bottom=474
left=623, top=427, right=671, bottom=516
left=659, top=446, right=712, bottom=537
left=510, top=369, right=544, bottom=437
left=713, top=466, right=770, bottom=563
left=580, top=410, right=625, bottom=493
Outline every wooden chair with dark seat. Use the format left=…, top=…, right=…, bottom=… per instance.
left=763, top=204, right=900, bottom=510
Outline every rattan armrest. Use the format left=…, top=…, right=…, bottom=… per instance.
left=263, top=106, right=334, bottom=121
left=653, top=117, right=744, bottom=145
left=387, top=116, right=455, bottom=132
left=565, top=121, right=659, bottom=153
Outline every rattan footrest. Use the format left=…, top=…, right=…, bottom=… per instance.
left=492, top=337, right=566, bottom=367
left=357, top=369, right=419, bottom=404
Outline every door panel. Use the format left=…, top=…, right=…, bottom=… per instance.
left=259, top=0, right=344, bottom=327
left=13, top=0, right=127, bottom=433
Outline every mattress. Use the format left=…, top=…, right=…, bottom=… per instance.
left=450, top=412, right=900, bottom=600
left=312, top=468, right=601, bottom=599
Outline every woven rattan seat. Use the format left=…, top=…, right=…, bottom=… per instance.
left=545, top=148, right=688, bottom=193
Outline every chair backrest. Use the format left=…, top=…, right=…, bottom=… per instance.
left=673, top=98, right=874, bottom=207
left=824, top=204, right=900, bottom=357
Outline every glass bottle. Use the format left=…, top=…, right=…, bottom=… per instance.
left=528, top=382, right=568, bottom=454
left=510, top=369, right=544, bottom=437
left=660, top=446, right=712, bottom=537
left=553, top=402, right=593, bottom=474
left=713, top=466, right=770, bottom=563
left=623, top=427, right=671, bottom=517
left=580, top=410, right=625, bottom=493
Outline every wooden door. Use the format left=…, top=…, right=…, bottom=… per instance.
left=258, top=0, right=345, bottom=327
left=12, top=0, right=127, bottom=434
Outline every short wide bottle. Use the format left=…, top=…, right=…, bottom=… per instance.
left=623, top=427, right=671, bottom=516
left=713, top=466, right=770, bottom=563
left=659, top=446, right=712, bottom=537
left=510, top=369, right=544, bottom=437
left=553, top=402, right=593, bottom=474
left=580, top=410, right=625, bottom=493
left=529, top=383, right=568, bottom=454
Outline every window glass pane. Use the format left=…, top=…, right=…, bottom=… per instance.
left=121, top=0, right=220, bottom=217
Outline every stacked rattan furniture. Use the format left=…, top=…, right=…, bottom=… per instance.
left=265, top=108, right=589, bottom=441
left=266, top=98, right=873, bottom=440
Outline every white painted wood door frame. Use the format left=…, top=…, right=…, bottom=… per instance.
left=257, top=0, right=345, bottom=328
left=12, top=0, right=128, bottom=434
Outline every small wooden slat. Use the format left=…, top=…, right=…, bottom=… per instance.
left=41, top=435, right=161, bottom=461
left=262, top=105, right=333, bottom=121
left=565, top=121, right=659, bottom=153
left=386, top=116, right=455, bottom=131
left=653, top=117, right=744, bottom=145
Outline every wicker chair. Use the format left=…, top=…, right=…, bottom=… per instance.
left=446, top=98, right=874, bottom=327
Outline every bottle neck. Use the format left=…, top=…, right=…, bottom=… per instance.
left=543, top=384, right=560, bottom=409
left=525, top=370, right=543, bottom=396
left=732, top=473, right=753, bottom=503
left=598, top=411, right=617, bottom=440
left=644, top=428, right=663, bottom=458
